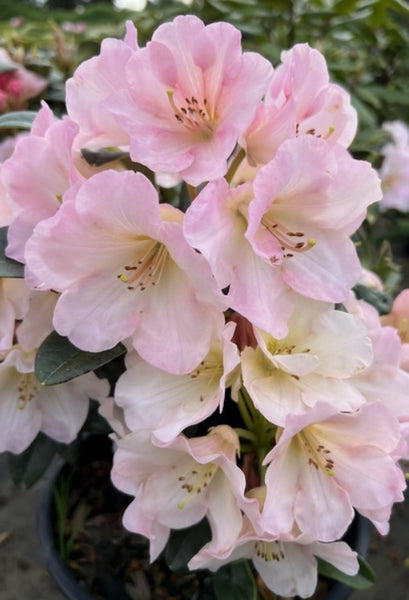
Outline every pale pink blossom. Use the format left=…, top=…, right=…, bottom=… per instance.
left=25, top=169, right=226, bottom=374
left=262, top=402, right=405, bottom=540
left=105, top=15, right=273, bottom=185
left=379, top=121, right=409, bottom=212
left=185, top=136, right=381, bottom=338
left=0, top=345, right=108, bottom=453
left=0, top=278, right=30, bottom=353
left=242, top=43, right=357, bottom=166
left=114, top=322, right=240, bottom=442
left=382, top=289, right=409, bottom=344
left=241, top=299, right=372, bottom=426
left=111, top=426, right=257, bottom=561
left=345, top=295, right=409, bottom=423
left=65, top=21, right=138, bottom=150
left=190, top=492, right=359, bottom=599
left=2, top=102, right=83, bottom=263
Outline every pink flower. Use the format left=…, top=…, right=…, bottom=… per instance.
left=262, top=402, right=405, bottom=540
left=0, top=49, right=47, bottom=112
left=105, top=15, right=273, bottom=185
left=379, top=121, right=409, bottom=212
left=0, top=278, right=30, bottom=353
left=190, top=497, right=359, bottom=599
left=0, top=346, right=108, bottom=454
left=111, top=426, right=256, bottom=561
left=2, top=102, right=82, bottom=263
left=242, top=43, right=357, bottom=166
left=25, top=169, right=226, bottom=374
left=241, top=299, right=372, bottom=426
left=65, top=21, right=138, bottom=150
left=114, top=322, right=240, bottom=442
left=185, top=136, right=381, bottom=338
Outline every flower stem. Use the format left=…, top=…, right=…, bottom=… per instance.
left=187, top=183, right=197, bottom=202
left=225, top=146, right=245, bottom=184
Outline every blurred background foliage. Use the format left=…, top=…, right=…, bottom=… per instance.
left=0, top=0, right=408, bottom=285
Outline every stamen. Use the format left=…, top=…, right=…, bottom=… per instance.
left=167, top=89, right=215, bottom=137
left=117, top=241, right=168, bottom=292
left=261, top=214, right=316, bottom=256
left=17, top=373, right=39, bottom=409
left=254, top=541, right=286, bottom=562
left=299, top=430, right=335, bottom=476
left=177, top=464, right=217, bottom=509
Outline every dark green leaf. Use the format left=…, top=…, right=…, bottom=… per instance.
left=353, top=283, right=393, bottom=315
left=0, top=227, right=24, bottom=278
left=0, top=110, right=37, bottom=130
left=212, top=560, right=259, bottom=600
left=6, top=433, right=62, bottom=487
left=81, top=147, right=129, bottom=167
left=317, top=554, right=375, bottom=590
left=164, top=519, right=212, bottom=572
left=35, top=331, right=126, bottom=386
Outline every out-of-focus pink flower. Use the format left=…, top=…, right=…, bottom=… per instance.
left=105, top=15, right=273, bottom=186
left=379, top=121, right=409, bottom=212
left=61, top=21, right=87, bottom=34
left=241, top=43, right=357, bottom=166
left=25, top=169, right=226, bottom=374
left=381, top=289, right=409, bottom=371
left=0, top=49, right=47, bottom=112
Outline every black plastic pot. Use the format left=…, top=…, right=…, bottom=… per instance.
left=38, top=456, right=94, bottom=600
left=38, top=450, right=372, bottom=600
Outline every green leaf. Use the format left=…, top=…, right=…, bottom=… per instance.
left=353, top=283, right=393, bottom=315
left=0, top=110, right=37, bottom=130
left=164, top=519, right=212, bottom=572
left=212, top=560, right=259, bottom=600
left=317, top=554, right=375, bottom=590
left=6, top=433, right=62, bottom=487
left=0, top=227, right=24, bottom=278
left=35, top=331, right=126, bottom=386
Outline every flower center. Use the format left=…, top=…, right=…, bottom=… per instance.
left=177, top=463, right=218, bottom=509
left=17, top=373, right=39, bottom=409
left=117, top=240, right=169, bottom=292
left=254, top=540, right=286, bottom=562
left=167, top=90, right=215, bottom=139
left=261, top=214, right=316, bottom=258
left=298, top=429, right=335, bottom=476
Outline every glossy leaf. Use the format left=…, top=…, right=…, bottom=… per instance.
left=35, top=331, right=126, bottom=386
left=0, top=227, right=24, bottom=278
left=0, top=110, right=37, bottom=130
left=212, top=560, right=260, bottom=600
left=6, top=433, right=63, bottom=488
left=317, top=554, right=375, bottom=590
left=164, top=519, right=212, bottom=572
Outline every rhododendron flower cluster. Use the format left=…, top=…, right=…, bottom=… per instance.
left=1, top=15, right=409, bottom=599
